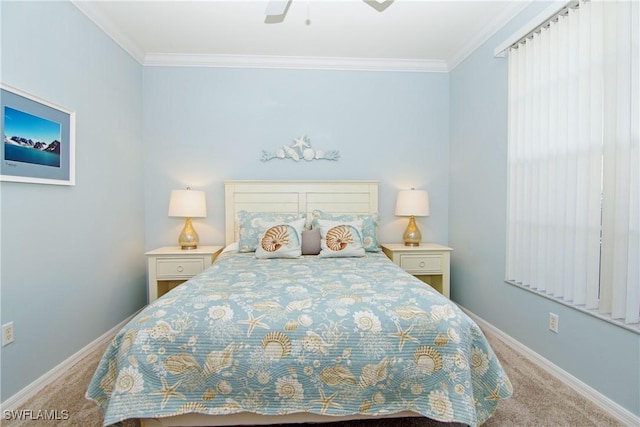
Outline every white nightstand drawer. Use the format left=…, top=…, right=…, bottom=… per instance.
left=156, top=258, right=205, bottom=278
left=399, top=254, right=442, bottom=274
left=381, top=243, right=453, bottom=299
left=146, top=246, right=223, bottom=303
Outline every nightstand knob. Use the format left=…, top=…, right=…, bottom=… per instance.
left=419, top=261, right=426, bottom=268
left=176, top=266, right=184, bottom=273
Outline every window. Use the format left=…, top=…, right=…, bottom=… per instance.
left=506, top=0, right=639, bottom=330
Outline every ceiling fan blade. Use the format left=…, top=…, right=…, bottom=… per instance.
left=265, top=0, right=293, bottom=24
left=363, top=0, right=395, bottom=13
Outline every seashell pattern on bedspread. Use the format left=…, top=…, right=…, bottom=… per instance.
left=86, top=251, right=512, bottom=426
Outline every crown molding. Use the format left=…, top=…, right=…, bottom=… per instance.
left=447, top=0, right=533, bottom=71
left=71, top=0, right=145, bottom=64
left=72, top=0, right=528, bottom=73
left=70, top=0, right=446, bottom=73
left=143, top=53, right=448, bottom=73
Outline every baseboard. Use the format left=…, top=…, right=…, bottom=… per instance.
left=459, top=306, right=640, bottom=427
left=0, top=312, right=138, bottom=411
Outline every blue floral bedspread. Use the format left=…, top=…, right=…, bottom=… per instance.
left=86, top=251, right=512, bottom=426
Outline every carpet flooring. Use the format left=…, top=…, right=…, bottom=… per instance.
left=2, top=327, right=626, bottom=427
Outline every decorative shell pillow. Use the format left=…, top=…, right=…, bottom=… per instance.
left=255, top=218, right=306, bottom=259
left=317, top=219, right=365, bottom=258
left=237, top=211, right=306, bottom=252
left=311, top=210, right=381, bottom=252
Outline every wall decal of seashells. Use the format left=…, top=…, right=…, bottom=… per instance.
left=261, top=136, right=340, bottom=162
left=261, top=225, right=290, bottom=252
left=302, top=148, right=315, bottom=160
left=326, top=225, right=353, bottom=251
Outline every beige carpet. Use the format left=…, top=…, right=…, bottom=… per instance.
left=2, top=327, right=626, bottom=427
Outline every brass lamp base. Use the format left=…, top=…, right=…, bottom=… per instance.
left=403, top=215, right=422, bottom=246
left=178, top=217, right=199, bottom=250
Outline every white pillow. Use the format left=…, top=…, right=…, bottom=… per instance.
left=317, top=219, right=365, bottom=258
left=255, top=218, right=306, bottom=259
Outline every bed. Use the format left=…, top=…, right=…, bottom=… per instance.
left=86, top=180, right=512, bottom=427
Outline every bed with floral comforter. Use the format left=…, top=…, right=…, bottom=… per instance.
left=86, top=250, right=512, bottom=426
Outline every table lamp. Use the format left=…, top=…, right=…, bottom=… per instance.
left=168, top=187, right=207, bottom=249
left=395, top=188, right=430, bottom=246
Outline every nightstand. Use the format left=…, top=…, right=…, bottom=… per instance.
left=145, top=246, right=223, bottom=302
left=381, top=243, right=453, bottom=298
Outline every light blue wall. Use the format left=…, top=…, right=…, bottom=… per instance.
left=142, top=67, right=450, bottom=250
left=0, top=1, right=146, bottom=401
left=449, top=0, right=640, bottom=417
left=3, top=0, right=636, bottom=419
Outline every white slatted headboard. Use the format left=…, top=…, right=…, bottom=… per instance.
left=224, top=180, right=379, bottom=245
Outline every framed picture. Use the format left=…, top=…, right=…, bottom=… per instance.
left=1, top=83, right=75, bottom=185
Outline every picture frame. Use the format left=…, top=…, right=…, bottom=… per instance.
left=1, top=83, right=75, bottom=185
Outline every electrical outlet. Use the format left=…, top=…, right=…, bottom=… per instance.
left=2, top=322, right=14, bottom=346
left=549, top=313, right=559, bottom=333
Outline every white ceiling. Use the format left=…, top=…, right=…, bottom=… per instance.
left=72, top=0, right=531, bottom=72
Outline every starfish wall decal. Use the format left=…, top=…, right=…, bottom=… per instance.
left=261, top=136, right=340, bottom=162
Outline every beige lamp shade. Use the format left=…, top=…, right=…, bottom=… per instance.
left=395, top=189, right=430, bottom=217
left=168, top=189, right=207, bottom=218
left=395, top=189, right=429, bottom=246
left=168, top=188, right=207, bottom=249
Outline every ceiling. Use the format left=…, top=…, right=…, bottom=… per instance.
left=71, top=0, right=531, bottom=72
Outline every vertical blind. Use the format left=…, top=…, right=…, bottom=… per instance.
left=506, top=0, right=639, bottom=326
